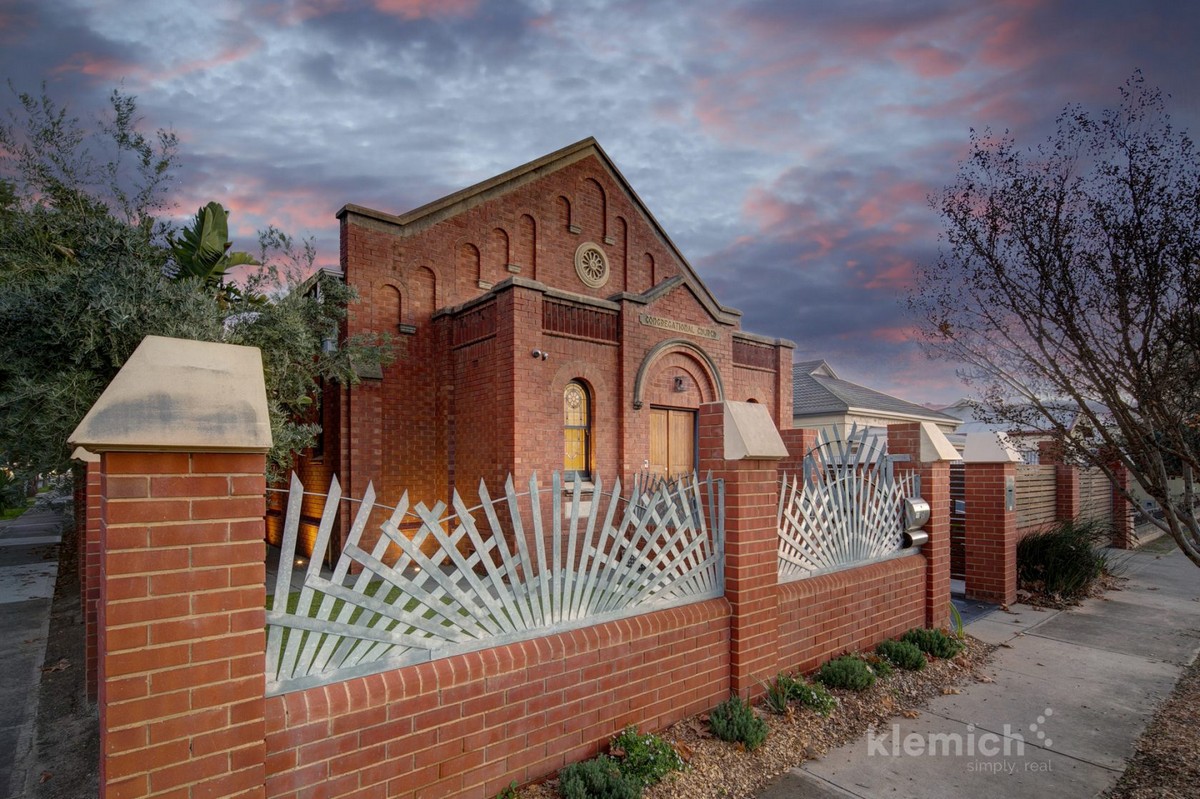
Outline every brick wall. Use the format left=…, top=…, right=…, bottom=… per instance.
left=778, top=555, right=927, bottom=674
left=962, top=462, right=1017, bottom=606
left=98, top=451, right=267, bottom=799
left=264, top=600, right=730, bottom=799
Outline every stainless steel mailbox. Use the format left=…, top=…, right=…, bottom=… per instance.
left=904, top=497, right=930, bottom=531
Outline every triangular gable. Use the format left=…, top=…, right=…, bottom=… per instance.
left=337, top=137, right=741, bottom=325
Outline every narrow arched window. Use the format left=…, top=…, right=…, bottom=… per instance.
left=563, top=380, right=591, bottom=479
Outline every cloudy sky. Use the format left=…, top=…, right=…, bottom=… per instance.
left=3, top=0, right=1198, bottom=406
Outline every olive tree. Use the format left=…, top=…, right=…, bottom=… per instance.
left=0, top=86, right=389, bottom=481
left=911, top=73, right=1200, bottom=567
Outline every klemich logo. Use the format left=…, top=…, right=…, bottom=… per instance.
left=866, top=708, right=1055, bottom=774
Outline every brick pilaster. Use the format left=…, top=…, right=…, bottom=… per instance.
left=98, top=451, right=267, bottom=799
left=1040, top=441, right=1081, bottom=521
left=84, top=459, right=101, bottom=702
left=1110, top=462, right=1135, bottom=548
left=962, top=462, right=1017, bottom=606
left=887, top=423, right=951, bottom=629
left=698, top=403, right=781, bottom=698
left=778, top=428, right=817, bottom=478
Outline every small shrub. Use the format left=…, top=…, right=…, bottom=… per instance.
left=901, top=627, right=964, bottom=659
left=558, top=757, right=638, bottom=799
left=865, top=654, right=893, bottom=679
left=496, top=781, right=521, bottom=799
left=709, top=694, right=768, bottom=751
left=815, top=656, right=876, bottom=691
left=608, top=726, right=683, bottom=790
left=1017, top=518, right=1111, bottom=599
left=876, top=639, right=927, bottom=671
left=790, top=680, right=837, bottom=715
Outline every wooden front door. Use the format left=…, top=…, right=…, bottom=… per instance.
left=649, top=408, right=695, bottom=479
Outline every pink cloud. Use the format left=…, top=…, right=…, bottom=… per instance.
left=261, top=0, right=478, bottom=24
left=891, top=43, right=967, bottom=78
left=373, top=0, right=478, bottom=18
left=52, top=39, right=261, bottom=85
left=863, top=260, right=916, bottom=291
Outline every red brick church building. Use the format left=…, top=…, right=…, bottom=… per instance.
left=282, top=138, right=794, bottom=556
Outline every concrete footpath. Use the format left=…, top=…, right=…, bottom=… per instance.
left=759, top=543, right=1200, bottom=799
left=0, top=503, right=65, bottom=799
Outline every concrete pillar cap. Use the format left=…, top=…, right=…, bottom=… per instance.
left=70, top=446, right=100, bottom=463
left=962, top=431, right=1024, bottom=463
left=68, top=336, right=273, bottom=454
left=918, top=422, right=960, bottom=463
left=723, top=401, right=788, bottom=460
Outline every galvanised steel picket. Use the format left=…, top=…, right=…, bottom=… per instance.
left=777, top=426, right=918, bottom=581
left=266, top=471, right=724, bottom=694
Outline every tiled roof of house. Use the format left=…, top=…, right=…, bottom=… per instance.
left=792, top=360, right=960, bottom=424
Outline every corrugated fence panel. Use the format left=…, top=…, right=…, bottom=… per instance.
left=1016, top=464, right=1057, bottom=529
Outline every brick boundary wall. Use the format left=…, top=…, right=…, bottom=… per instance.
left=78, top=340, right=955, bottom=799
left=264, top=600, right=730, bottom=799
left=778, top=555, right=927, bottom=674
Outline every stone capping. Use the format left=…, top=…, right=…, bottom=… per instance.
left=918, top=421, right=960, bottom=463
left=71, top=446, right=99, bottom=463
left=723, top=400, right=788, bottom=460
left=68, top=335, right=273, bottom=454
left=962, top=431, right=1024, bottom=463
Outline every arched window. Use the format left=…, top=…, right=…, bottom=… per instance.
left=563, top=380, right=591, bottom=479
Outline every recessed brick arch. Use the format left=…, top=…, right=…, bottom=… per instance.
left=632, top=339, right=724, bottom=410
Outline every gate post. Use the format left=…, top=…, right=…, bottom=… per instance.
left=887, top=423, right=957, bottom=629
left=70, top=337, right=271, bottom=799
left=961, top=435, right=1022, bottom=606
left=698, top=401, right=788, bottom=698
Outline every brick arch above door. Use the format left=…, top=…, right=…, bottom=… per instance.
left=632, top=338, right=724, bottom=410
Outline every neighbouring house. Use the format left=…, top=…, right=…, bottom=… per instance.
left=939, top=397, right=1101, bottom=464
left=791, top=359, right=961, bottom=446
left=273, top=138, right=796, bottom=557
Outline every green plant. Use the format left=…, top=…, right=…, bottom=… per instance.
left=558, top=757, right=638, bottom=799
left=496, top=781, right=521, bottom=799
left=876, top=639, right=927, bottom=671
left=790, top=680, right=838, bottom=715
left=1017, top=519, right=1112, bottom=599
left=608, top=726, right=683, bottom=790
left=761, top=673, right=800, bottom=714
left=949, top=601, right=965, bottom=639
left=901, top=627, right=964, bottom=659
left=865, top=654, right=893, bottom=679
left=709, top=694, right=768, bottom=751
left=815, top=655, right=876, bottom=691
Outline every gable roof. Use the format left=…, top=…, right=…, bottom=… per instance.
left=792, top=360, right=960, bottom=425
left=337, top=137, right=741, bottom=325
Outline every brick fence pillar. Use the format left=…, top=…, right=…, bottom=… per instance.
left=72, top=449, right=102, bottom=703
left=69, top=336, right=272, bottom=799
left=1039, top=441, right=1080, bottom=521
left=888, top=423, right=956, bottom=629
left=1109, top=462, right=1135, bottom=548
left=962, top=462, right=1017, bottom=606
left=778, top=428, right=817, bottom=478
left=699, top=401, right=787, bottom=698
